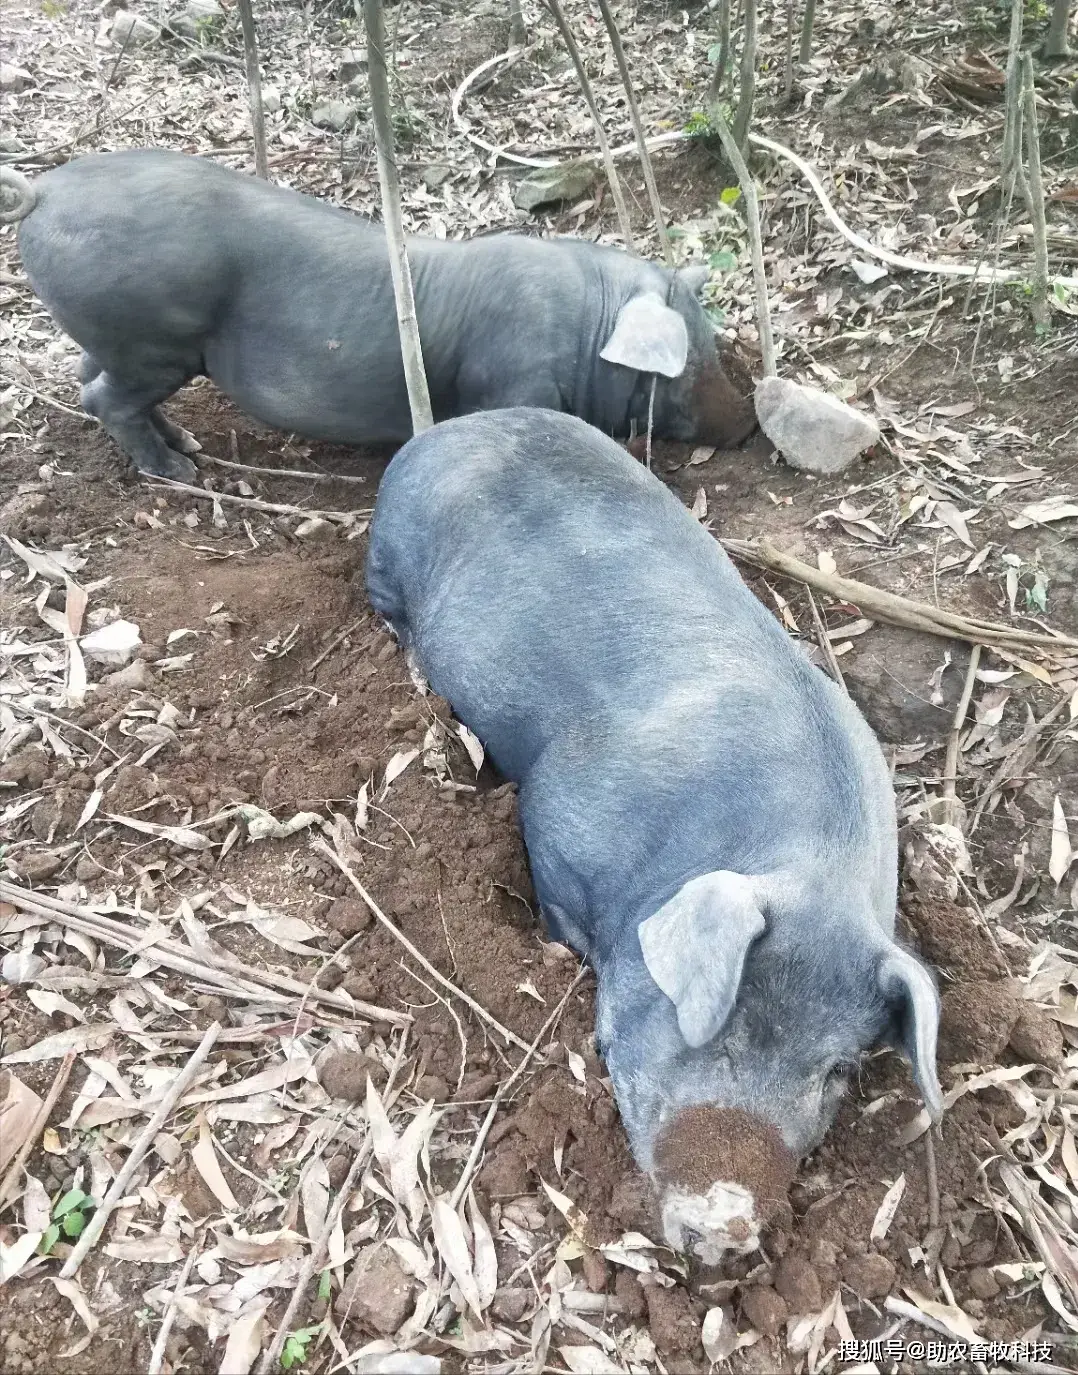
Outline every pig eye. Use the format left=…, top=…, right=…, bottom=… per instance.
left=826, top=1060, right=856, bottom=1086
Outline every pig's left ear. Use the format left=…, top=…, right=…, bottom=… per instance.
left=877, top=948, right=943, bottom=1121
left=676, top=264, right=711, bottom=296
left=600, top=293, right=689, bottom=379
left=638, top=871, right=766, bottom=1048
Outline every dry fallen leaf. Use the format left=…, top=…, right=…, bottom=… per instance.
left=870, top=1173, right=906, bottom=1240
left=1050, top=796, right=1074, bottom=886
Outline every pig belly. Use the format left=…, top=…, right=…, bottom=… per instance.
left=204, top=330, right=414, bottom=445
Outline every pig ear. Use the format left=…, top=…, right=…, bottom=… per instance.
left=676, top=264, right=711, bottom=296
left=638, top=872, right=765, bottom=1048
left=878, top=949, right=943, bottom=1122
left=600, top=293, right=689, bottom=379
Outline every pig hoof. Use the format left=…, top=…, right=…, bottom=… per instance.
left=137, top=451, right=199, bottom=484
left=174, top=427, right=203, bottom=455
left=661, top=1181, right=762, bottom=1262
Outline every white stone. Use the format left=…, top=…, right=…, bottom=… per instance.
left=311, top=99, right=359, bottom=132
left=261, top=84, right=282, bottom=113
left=0, top=63, right=32, bottom=92
left=754, top=375, right=880, bottom=475
left=109, top=10, right=161, bottom=46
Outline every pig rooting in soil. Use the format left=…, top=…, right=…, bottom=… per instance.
left=654, top=1107, right=796, bottom=1262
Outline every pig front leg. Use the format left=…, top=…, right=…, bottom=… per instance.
left=81, top=366, right=199, bottom=482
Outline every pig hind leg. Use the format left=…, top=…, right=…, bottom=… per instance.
left=81, top=352, right=201, bottom=459
left=81, top=367, right=199, bottom=481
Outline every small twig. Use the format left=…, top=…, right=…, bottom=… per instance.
left=60, top=1023, right=222, bottom=1278
left=722, top=539, right=1078, bottom=650
left=884, top=1295, right=974, bottom=1345
left=595, top=0, right=672, bottom=264
left=450, top=967, right=586, bottom=1209
left=544, top=0, right=635, bottom=250
left=201, top=452, right=368, bottom=484
left=148, top=475, right=367, bottom=525
left=310, top=619, right=365, bottom=674
left=9, top=382, right=84, bottom=418
left=146, top=1231, right=201, bottom=1375
left=941, top=643, right=982, bottom=828
left=0, top=1051, right=77, bottom=1211
left=0, top=881, right=408, bottom=1025
left=314, top=838, right=531, bottom=1052
left=256, top=1146, right=370, bottom=1375
left=709, top=109, right=777, bottom=376
left=235, top=0, right=268, bottom=178
left=924, top=1129, right=940, bottom=1233
left=805, top=587, right=846, bottom=692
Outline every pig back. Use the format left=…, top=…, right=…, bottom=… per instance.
left=366, top=408, right=897, bottom=934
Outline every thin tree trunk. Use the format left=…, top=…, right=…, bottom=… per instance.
left=731, top=0, right=757, bottom=152
left=1002, top=0, right=1024, bottom=179
left=1021, top=54, right=1050, bottom=326
left=595, top=0, right=673, bottom=265
left=783, top=0, right=794, bottom=102
left=362, top=0, right=433, bottom=433
left=1045, top=0, right=1071, bottom=56
left=508, top=0, right=527, bottom=47
left=545, top=0, right=635, bottom=250
left=708, top=0, right=732, bottom=105
left=709, top=107, right=776, bottom=376
left=798, top=0, right=816, bottom=64
left=236, top=0, right=268, bottom=178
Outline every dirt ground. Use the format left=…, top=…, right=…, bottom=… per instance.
left=2, top=0, right=1078, bottom=1373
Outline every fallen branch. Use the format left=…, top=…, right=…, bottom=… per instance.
left=201, top=452, right=369, bottom=485
left=60, top=1022, right=222, bottom=1278
left=0, top=882, right=409, bottom=1026
left=146, top=1232, right=201, bottom=1375
left=722, top=538, right=1078, bottom=651
left=0, top=1050, right=77, bottom=1212
left=147, top=474, right=369, bottom=524
left=314, top=838, right=531, bottom=1053
left=450, top=966, right=586, bottom=1209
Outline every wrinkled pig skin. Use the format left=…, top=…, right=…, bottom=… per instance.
left=366, top=408, right=943, bottom=1260
left=3, top=149, right=756, bottom=481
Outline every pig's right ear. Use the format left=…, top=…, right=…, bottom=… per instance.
left=878, top=948, right=943, bottom=1122
left=638, top=872, right=765, bottom=1048
left=600, top=293, right=690, bottom=379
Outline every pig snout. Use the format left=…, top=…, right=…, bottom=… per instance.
left=690, top=346, right=758, bottom=449
left=653, top=1106, right=796, bottom=1262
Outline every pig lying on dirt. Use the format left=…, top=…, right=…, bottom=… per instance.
left=367, top=408, right=943, bottom=1262
left=0, top=151, right=756, bottom=482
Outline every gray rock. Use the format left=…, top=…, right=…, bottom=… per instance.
left=169, top=0, right=224, bottom=38
left=421, top=164, right=452, bottom=191
left=513, top=159, right=597, bottom=212
left=261, top=84, right=282, bottom=113
left=0, top=133, right=27, bottom=153
left=104, top=658, right=156, bottom=691
left=334, top=1243, right=414, bottom=1334
left=754, top=375, right=880, bottom=474
left=109, top=10, right=161, bottom=46
left=338, top=47, right=366, bottom=83
left=0, top=63, right=32, bottom=93
left=311, top=99, right=360, bottom=132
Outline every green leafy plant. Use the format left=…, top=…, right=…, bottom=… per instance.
left=40, top=1188, right=94, bottom=1255
left=280, top=1326, right=322, bottom=1369
left=317, top=1269, right=332, bottom=1301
